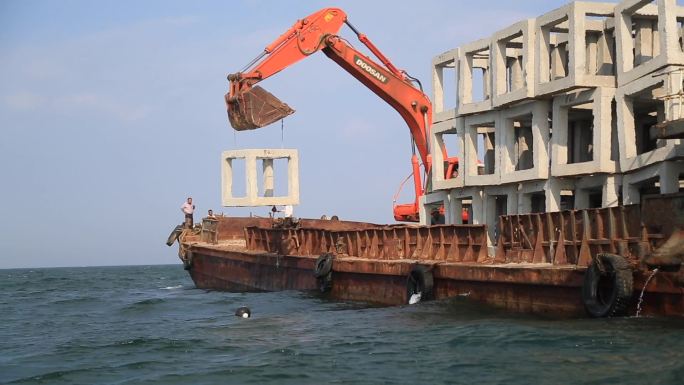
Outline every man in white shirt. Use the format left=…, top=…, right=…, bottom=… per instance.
left=181, top=197, right=195, bottom=228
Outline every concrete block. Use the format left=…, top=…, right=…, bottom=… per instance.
left=221, top=149, right=300, bottom=207
left=432, top=117, right=465, bottom=191
left=622, top=160, right=684, bottom=204
left=535, top=2, right=616, bottom=97
left=657, top=67, right=684, bottom=121
left=449, top=187, right=484, bottom=225
left=574, top=174, right=622, bottom=208
left=516, top=180, right=550, bottom=214
left=615, top=67, right=684, bottom=172
left=551, top=87, right=618, bottom=176
left=464, top=111, right=500, bottom=186
left=499, top=100, right=551, bottom=183
left=458, top=38, right=493, bottom=115
left=420, top=191, right=450, bottom=226
left=483, top=184, right=518, bottom=246
left=492, top=19, right=536, bottom=107
left=432, top=48, right=460, bottom=123
left=615, top=0, right=684, bottom=86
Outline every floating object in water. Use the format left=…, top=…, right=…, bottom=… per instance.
left=406, top=265, right=433, bottom=304
left=408, top=292, right=422, bottom=305
left=235, top=306, right=251, bottom=318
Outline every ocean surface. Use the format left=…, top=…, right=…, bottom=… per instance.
left=1, top=265, right=683, bottom=385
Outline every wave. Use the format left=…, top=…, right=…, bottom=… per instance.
left=161, top=285, right=183, bottom=290
left=51, top=296, right=100, bottom=305
left=133, top=298, right=164, bottom=305
left=120, top=298, right=166, bottom=312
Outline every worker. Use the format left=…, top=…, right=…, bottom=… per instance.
left=181, top=197, right=195, bottom=228
left=271, top=205, right=294, bottom=218
left=207, top=209, right=216, bottom=219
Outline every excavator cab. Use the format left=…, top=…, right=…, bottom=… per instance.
left=226, top=85, right=294, bottom=131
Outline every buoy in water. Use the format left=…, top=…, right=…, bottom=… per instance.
left=235, top=306, right=251, bottom=318
left=408, top=292, right=422, bottom=305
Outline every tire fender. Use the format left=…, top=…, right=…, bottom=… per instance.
left=314, top=253, right=334, bottom=278
left=582, top=253, right=633, bottom=318
left=166, top=225, right=184, bottom=246
left=406, top=265, right=434, bottom=304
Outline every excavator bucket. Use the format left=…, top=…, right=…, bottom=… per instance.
left=226, top=86, right=295, bottom=130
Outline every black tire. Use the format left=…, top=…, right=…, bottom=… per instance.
left=406, top=265, right=434, bottom=304
left=166, top=225, right=183, bottom=246
left=314, top=253, right=334, bottom=278
left=582, top=253, right=633, bottom=318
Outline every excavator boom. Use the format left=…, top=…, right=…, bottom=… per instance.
left=226, top=8, right=459, bottom=222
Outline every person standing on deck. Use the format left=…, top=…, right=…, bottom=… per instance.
left=181, top=197, right=195, bottom=228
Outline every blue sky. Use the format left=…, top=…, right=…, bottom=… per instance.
left=0, top=0, right=609, bottom=268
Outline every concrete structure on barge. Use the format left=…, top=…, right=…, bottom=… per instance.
left=425, top=0, right=684, bottom=249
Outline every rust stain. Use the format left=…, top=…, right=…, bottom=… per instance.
left=179, top=196, right=684, bottom=317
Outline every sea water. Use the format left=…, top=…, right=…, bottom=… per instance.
left=1, top=265, right=683, bottom=384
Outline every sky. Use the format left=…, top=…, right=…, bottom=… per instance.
left=0, top=0, right=613, bottom=268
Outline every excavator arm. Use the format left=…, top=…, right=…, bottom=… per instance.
left=226, top=7, right=458, bottom=222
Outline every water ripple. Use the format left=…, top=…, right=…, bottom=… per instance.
left=1, top=265, right=683, bottom=385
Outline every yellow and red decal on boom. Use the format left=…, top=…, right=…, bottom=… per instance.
left=324, top=11, right=335, bottom=22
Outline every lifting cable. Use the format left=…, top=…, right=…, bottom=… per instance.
left=281, top=119, right=285, bottom=148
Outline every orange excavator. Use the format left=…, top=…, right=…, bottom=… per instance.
left=225, top=7, right=461, bottom=223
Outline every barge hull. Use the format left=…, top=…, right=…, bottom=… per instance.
left=188, top=248, right=682, bottom=316
left=180, top=196, right=684, bottom=317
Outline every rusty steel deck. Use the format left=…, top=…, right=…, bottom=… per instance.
left=178, top=194, right=684, bottom=317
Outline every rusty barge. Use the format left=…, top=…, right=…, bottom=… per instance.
left=170, top=1, right=684, bottom=318
left=175, top=192, right=684, bottom=318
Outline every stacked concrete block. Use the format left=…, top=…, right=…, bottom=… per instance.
left=492, top=19, right=536, bottom=107
left=432, top=48, right=459, bottom=123
left=482, top=184, right=519, bottom=246
left=458, top=38, right=493, bottom=115
left=614, top=0, right=684, bottom=86
left=615, top=66, right=684, bottom=173
left=423, top=0, right=684, bottom=237
left=431, top=118, right=465, bottom=190
left=622, top=160, right=684, bottom=204
left=551, top=87, right=618, bottom=176
left=463, top=112, right=500, bottom=185
left=535, top=2, right=616, bottom=97
left=499, top=100, right=550, bottom=183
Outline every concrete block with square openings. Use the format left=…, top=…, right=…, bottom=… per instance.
left=534, top=2, right=617, bottom=98
left=492, top=19, right=536, bottom=107
left=551, top=87, right=618, bottom=176
left=458, top=39, right=493, bottom=115
left=614, top=0, right=684, bottom=86
left=221, top=149, right=299, bottom=207
left=615, top=66, right=684, bottom=172
left=431, top=117, right=465, bottom=191
left=432, top=48, right=460, bottom=123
